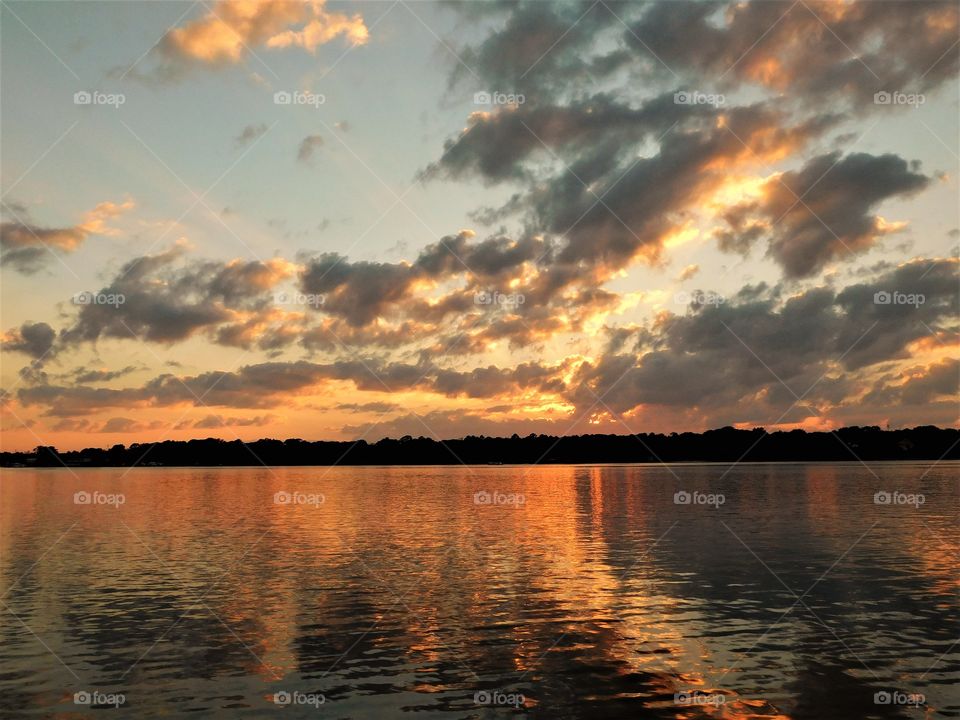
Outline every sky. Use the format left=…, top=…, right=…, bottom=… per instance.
left=0, top=0, right=958, bottom=452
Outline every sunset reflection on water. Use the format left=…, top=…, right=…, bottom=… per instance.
left=1, top=463, right=957, bottom=718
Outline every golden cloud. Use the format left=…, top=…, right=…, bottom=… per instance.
left=163, top=0, right=367, bottom=65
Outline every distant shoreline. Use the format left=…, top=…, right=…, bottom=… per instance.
left=4, top=460, right=957, bottom=471
left=3, top=426, right=957, bottom=468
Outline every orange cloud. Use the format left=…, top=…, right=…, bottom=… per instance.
left=0, top=199, right=134, bottom=273
left=162, top=0, right=368, bottom=65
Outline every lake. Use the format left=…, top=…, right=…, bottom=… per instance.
left=0, top=463, right=957, bottom=718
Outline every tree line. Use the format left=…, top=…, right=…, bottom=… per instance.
left=2, top=426, right=957, bottom=467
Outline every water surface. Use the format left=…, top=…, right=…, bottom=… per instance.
left=1, top=463, right=957, bottom=718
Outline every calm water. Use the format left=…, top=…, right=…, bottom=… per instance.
left=0, top=463, right=957, bottom=719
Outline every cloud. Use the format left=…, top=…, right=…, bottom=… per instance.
left=1, top=322, right=55, bottom=359
left=60, top=247, right=295, bottom=347
left=565, top=258, right=959, bottom=424
left=427, top=87, right=838, bottom=293
left=192, top=413, right=275, bottom=428
left=17, top=357, right=569, bottom=417
left=297, top=134, right=324, bottom=164
left=96, top=417, right=165, bottom=433
left=24, top=249, right=955, bottom=426
left=624, top=1, right=959, bottom=104
left=719, top=152, right=930, bottom=277
left=451, top=1, right=621, bottom=97
left=863, top=358, right=959, bottom=407
left=433, top=0, right=954, bottom=290
left=1, top=200, right=133, bottom=274
left=335, top=401, right=400, bottom=413
left=159, top=0, right=367, bottom=66
left=234, top=123, right=268, bottom=147
left=299, top=254, right=420, bottom=327
left=73, top=366, right=140, bottom=384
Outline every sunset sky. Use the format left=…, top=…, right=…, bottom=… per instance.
left=1, top=0, right=957, bottom=451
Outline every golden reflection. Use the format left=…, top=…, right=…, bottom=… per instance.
left=2, top=464, right=956, bottom=718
